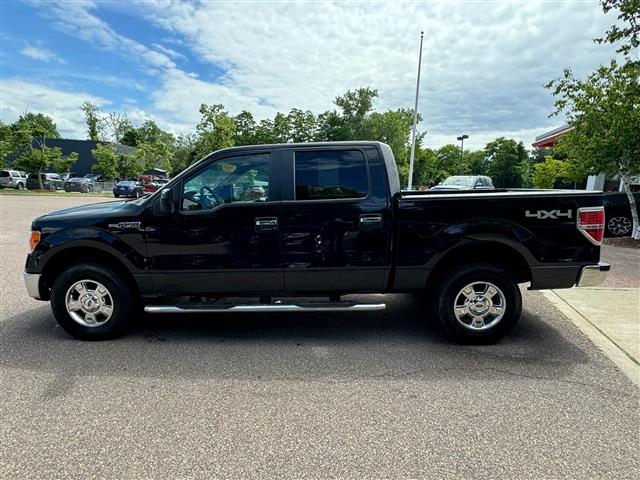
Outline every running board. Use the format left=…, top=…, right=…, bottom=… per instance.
left=144, top=303, right=386, bottom=314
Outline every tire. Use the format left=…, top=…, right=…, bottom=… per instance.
left=606, top=215, right=632, bottom=237
left=433, top=263, right=522, bottom=344
left=50, top=263, right=136, bottom=340
left=114, top=194, right=119, bottom=198
left=16, top=182, right=25, bottom=190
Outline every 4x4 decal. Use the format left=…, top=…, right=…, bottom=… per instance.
left=525, top=209, right=572, bottom=220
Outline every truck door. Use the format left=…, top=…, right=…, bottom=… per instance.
left=147, top=150, right=284, bottom=295
left=279, top=146, right=392, bottom=293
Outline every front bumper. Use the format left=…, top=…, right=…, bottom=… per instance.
left=24, top=272, right=42, bottom=299
left=576, top=262, right=610, bottom=287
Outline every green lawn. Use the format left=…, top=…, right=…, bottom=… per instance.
left=0, top=189, right=113, bottom=198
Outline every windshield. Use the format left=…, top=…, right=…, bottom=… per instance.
left=117, top=181, right=137, bottom=186
left=441, top=176, right=475, bottom=187
left=0, top=171, right=9, bottom=177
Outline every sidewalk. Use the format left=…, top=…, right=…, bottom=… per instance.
left=544, top=243, right=640, bottom=386
left=544, top=288, right=640, bottom=385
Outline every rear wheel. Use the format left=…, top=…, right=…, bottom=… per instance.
left=433, top=264, right=522, bottom=343
left=16, top=182, right=25, bottom=190
left=50, top=263, right=135, bottom=340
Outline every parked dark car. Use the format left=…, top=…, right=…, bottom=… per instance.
left=430, top=175, right=495, bottom=191
left=602, top=191, right=640, bottom=237
left=26, top=173, right=64, bottom=191
left=113, top=180, right=144, bottom=198
left=64, top=177, right=102, bottom=193
left=0, top=169, right=28, bottom=190
left=24, top=142, right=609, bottom=342
left=84, top=173, right=105, bottom=182
left=60, top=172, right=82, bottom=182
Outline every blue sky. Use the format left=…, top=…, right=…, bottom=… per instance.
left=1, top=0, right=621, bottom=149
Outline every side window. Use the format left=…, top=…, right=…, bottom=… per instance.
left=294, top=150, right=368, bottom=200
left=182, top=153, right=271, bottom=211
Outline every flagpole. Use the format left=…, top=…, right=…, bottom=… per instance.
left=407, top=31, right=424, bottom=191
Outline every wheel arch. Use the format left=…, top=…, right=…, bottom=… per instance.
left=39, top=245, right=139, bottom=301
left=424, top=239, right=532, bottom=292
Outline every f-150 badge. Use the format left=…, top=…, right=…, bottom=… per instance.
left=525, top=210, right=572, bottom=220
left=108, top=221, right=141, bottom=229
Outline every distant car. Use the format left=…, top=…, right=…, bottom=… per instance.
left=0, top=169, right=28, bottom=190
left=84, top=173, right=105, bottom=182
left=64, top=177, right=103, bottom=193
left=26, top=173, right=64, bottom=191
left=143, top=179, right=169, bottom=193
left=60, top=172, right=82, bottom=182
left=113, top=180, right=144, bottom=198
left=430, top=175, right=495, bottom=191
left=603, top=191, right=640, bottom=237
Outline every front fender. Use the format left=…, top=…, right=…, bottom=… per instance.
left=27, top=227, right=147, bottom=274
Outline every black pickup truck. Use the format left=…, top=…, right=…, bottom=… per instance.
left=24, top=141, right=609, bottom=342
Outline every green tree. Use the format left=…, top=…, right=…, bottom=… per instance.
left=106, top=113, right=133, bottom=144
left=484, top=137, right=529, bottom=188
left=234, top=110, right=257, bottom=145
left=12, top=113, right=60, bottom=139
left=0, top=121, right=14, bottom=167
left=91, top=143, right=118, bottom=180
left=132, top=141, right=174, bottom=175
left=369, top=109, right=415, bottom=181
left=464, top=150, right=489, bottom=176
left=547, top=60, right=640, bottom=238
left=595, top=0, right=640, bottom=58
left=171, top=133, right=198, bottom=174
left=11, top=114, right=73, bottom=188
left=287, top=108, right=317, bottom=142
left=81, top=101, right=105, bottom=141
left=532, top=156, right=569, bottom=188
left=194, top=104, right=236, bottom=159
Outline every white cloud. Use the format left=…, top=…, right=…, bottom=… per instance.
left=0, top=78, right=109, bottom=138
left=140, top=0, right=620, bottom=147
left=16, top=0, right=623, bottom=149
left=20, top=44, right=65, bottom=63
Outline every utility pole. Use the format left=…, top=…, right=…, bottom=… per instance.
left=407, top=31, right=424, bottom=191
left=457, top=134, right=468, bottom=174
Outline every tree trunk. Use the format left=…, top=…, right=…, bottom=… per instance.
left=620, top=173, right=640, bottom=240
left=38, top=139, right=45, bottom=190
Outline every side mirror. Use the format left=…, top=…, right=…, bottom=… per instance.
left=157, top=188, right=174, bottom=214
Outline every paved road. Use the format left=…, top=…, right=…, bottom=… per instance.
left=1, top=195, right=638, bottom=479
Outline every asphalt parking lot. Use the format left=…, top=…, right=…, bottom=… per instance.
left=1, top=195, right=638, bottom=479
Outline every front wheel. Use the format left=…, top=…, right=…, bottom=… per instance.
left=50, top=263, right=135, bottom=340
left=433, top=264, right=522, bottom=343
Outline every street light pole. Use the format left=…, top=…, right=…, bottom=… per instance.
left=407, top=31, right=424, bottom=191
left=457, top=134, right=468, bottom=174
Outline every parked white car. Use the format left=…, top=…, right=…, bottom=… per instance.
left=0, top=169, right=28, bottom=190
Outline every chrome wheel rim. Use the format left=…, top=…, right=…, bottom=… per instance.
left=65, top=280, right=114, bottom=327
left=454, top=281, right=506, bottom=331
left=607, top=216, right=631, bottom=236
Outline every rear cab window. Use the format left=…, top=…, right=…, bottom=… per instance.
left=294, top=150, right=368, bottom=200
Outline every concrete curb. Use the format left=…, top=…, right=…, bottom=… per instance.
left=543, top=290, right=639, bottom=387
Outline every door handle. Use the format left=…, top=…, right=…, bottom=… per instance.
left=255, top=217, right=278, bottom=233
left=359, top=214, right=383, bottom=231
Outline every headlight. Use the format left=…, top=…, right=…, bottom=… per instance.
left=29, top=231, right=41, bottom=252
